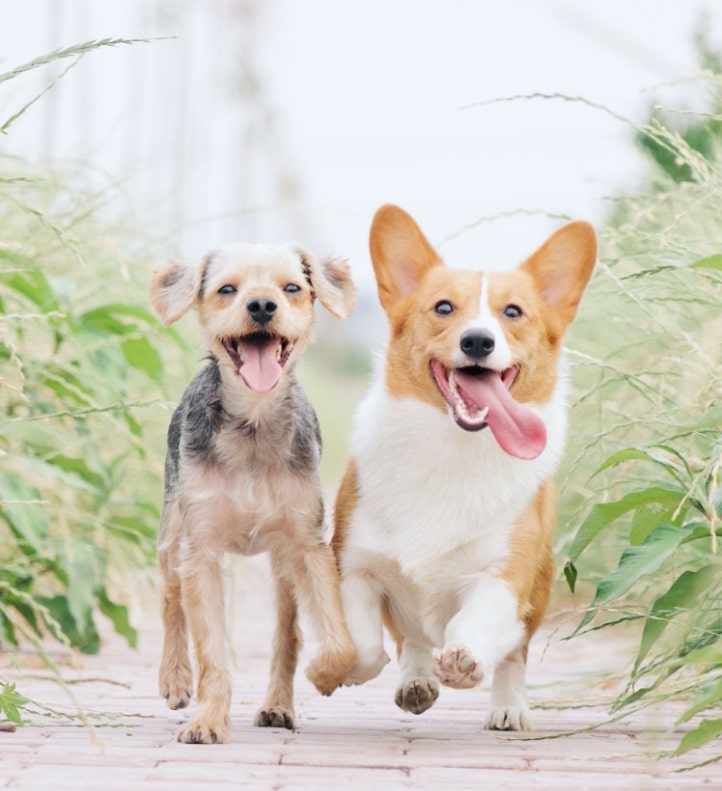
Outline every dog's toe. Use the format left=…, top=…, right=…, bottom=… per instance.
left=394, top=677, right=439, bottom=715
left=177, top=717, right=228, bottom=744
left=485, top=705, right=531, bottom=732
left=254, top=706, right=295, bottom=730
left=160, top=670, right=193, bottom=710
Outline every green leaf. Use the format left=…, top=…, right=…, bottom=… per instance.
left=45, top=454, right=107, bottom=492
left=576, top=523, right=692, bottom=632
left=688, top=254, right=722, bottom=271
left=0, top=267, right=58, bottom=311
left=593, top=445, right=692, bottom=483
left=678, top=677, right=722, bottom=725
left=568, top=485, right=685, bottom=562
left=594, top=523, right=690, bottom=604
left=80, top=303, right=160, bottom=335
left=0, top=682, right=29, bottom=726
left=563, top=560, right=577, bottom=593
left=98, top=589, right=137, bottom=648
left=674, top=718, right=722, bottom=755
left=635, top=565, right=719, bottom=670
left=0, top=475, right=48, bottom=552
left=121, top=336, right=162, bottom=381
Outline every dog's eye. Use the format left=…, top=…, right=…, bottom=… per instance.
left=434, top=300, right=454, bottom=316
left=218, top=284, right=236, bottom=295
left=283, top=283, right=302, bottom=294
left=503, top=304, right=523, bottom=319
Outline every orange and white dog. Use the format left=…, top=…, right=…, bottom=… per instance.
left=332, top=205, right=596, bottom=730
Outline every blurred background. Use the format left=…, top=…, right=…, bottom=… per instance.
left=2, top=0, right=722, bottom=752
left=4, top=1, right=719, bottom=272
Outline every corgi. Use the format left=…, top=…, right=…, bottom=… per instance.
left=332, top=205, right=596, bottom=730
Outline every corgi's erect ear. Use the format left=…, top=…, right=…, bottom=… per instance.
left=149, top=256, right=208, bottom=326
left=369, top=204, right=443, bottom=313
left=296, top=249, right=357, bottom=320
left=520, top=220, right=597, bottom=330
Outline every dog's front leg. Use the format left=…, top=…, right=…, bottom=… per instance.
left=338, top=571, right=389, bottom=685
left=177, top=545, right=231, bottom=744
left=255, top=554, right=300, bottom=730
left=302, top=544, right=358, bottom=695
left=158, top=533, right=193, bottom=710
left=433, top=574, right=525, bottom=698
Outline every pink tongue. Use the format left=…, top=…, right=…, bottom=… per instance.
left=455, top=370, right=547, bottom=460
left=237, top=338, right=282, bottom=393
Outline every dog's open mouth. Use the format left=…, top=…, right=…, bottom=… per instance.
left=429, top=360, right=546, bottom=460
left=221, top=332, right=294, bottom=393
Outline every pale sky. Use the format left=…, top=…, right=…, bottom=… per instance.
left=2, top=0, right=719, bottom=298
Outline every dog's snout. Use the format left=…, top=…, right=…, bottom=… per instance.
left=247, top=297, right=277, bottom=325
left=460, top=329, right=495, bottom=359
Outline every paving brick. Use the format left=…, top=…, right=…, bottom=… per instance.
left=3, top=578, right=720, bottom=789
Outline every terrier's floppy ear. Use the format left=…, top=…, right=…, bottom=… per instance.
left=149, top=256, right=209, bottom=326
left=369, top=204, right=443, bottom=313
left=520, top=221, right=597, bottom=331
left=296, top=249, right=356, bottom=320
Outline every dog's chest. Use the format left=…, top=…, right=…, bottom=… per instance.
left=348, top=387, right=563, bottom=575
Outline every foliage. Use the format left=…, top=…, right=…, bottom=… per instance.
left=559, top=64, right=722, bottom=766
left=0, top=39, right=189, bottom=725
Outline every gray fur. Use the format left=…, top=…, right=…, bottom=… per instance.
left=163, top=356, right=322, bottom=499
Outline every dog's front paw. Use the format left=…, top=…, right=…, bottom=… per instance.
left=177, top=714, right=230, bottom=744
left=305, top=645, right=358, bottom=696
left=160, top=665, right=193, bottom=710
left=394, top=677, right=439, bottom=715
left=433, top=645, right=485, bottom=689
left=343, top=650, right=390, bottom=686
left=254, top=706, right=295, bottom=730
left=485, top=705, right=531, bottom=732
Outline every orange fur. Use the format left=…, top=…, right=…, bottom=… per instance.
left=333, top=205, right=596, bottom=729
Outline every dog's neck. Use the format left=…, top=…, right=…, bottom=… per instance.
left=213, top=354, right=297, bottom=428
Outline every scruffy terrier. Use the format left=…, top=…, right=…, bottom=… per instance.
left=149, top=243, right=358, bottom=744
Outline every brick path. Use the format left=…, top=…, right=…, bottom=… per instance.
left=2, top=558, right=719, bottom=790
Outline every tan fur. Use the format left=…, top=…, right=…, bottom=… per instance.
left=151, top=244, right=357, bottom=743
left=332, top=205, right=596, bottom=729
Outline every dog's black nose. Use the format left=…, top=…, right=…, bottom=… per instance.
left=247, top=297, right=277, bottom=325
left=460, top=329, right=495, bottom=359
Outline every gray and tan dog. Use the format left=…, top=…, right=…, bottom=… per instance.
left=149, top=243, right=358, bottom=744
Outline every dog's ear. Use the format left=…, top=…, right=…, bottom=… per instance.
left=149, top=257, right=207, bottom=326
left=296, top=250, right=357, bottom=320
left=369, top=204, right=443, bottom=313
left=520, top=221, right=597, bottom=330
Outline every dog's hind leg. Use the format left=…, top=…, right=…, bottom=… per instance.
left=302, top=543, right=358, bottom=695
left=177, top=543, right=232, bottom=744
left=157, top=510, right=193, bottom=711
left=255, top=553, right=300, bottom=730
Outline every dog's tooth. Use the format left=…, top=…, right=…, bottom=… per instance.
left=448, top=370, right=456, bottom=391
left=478, top=406, right=489, bottom=422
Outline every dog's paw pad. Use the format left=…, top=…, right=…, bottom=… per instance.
left=432, top=645, right=484, bottom=689
left=394, top=677, right=439, bottom=715
left=485, top=705, right=530, bottom=732
left=177, top=718, right=228, bottom=744
left=254, top=706, right=295, bottom=730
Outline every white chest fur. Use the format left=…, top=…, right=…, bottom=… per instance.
left=347, top=376, right=568, bottom=578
